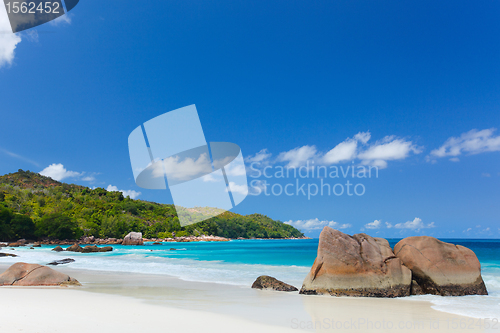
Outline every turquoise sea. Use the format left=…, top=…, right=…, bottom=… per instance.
left=2, top=238, right=499, bottom=318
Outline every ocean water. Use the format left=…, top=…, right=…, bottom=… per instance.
left=1, top=238, right=499, bottom=319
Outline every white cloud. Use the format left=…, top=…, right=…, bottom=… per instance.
left=394, top=217, right=435, bottom=230
left=364, top=219, right=382, bottom=229
left=39, top=163, right=82, bottom=181
left=227, top=181, right=248, bottom=195
left=49, top=13, right=72, bottom=26
left=277, top=145, right=318, bottom=168
left=257, top=131, right=420, bottom=171
left=482, top=173, right=491, bottom=178
left=163, top=153, right=212, bottom=182
left=323, top=139, right=358, bottom=164
left=364, top=159, right=388, bottom=169
left=385, top=222, right=393, bottom=228
left=430, top=128, right=500, bottom=160
left=80, top=172, right=100, bottom=182
left=245, top=149, right=272, bottom=164
left=223, top=160, right=247, bottom=177
left=245, top=149, right=272, bottom=177
left=0, top=7, right=22, bottom=68
left=39, top=163, right=98, bottom=183
left=322, top=131, right=371, bottom=165
left=0, top=8, right=73, bottom=69
left=354, top=131, right=371, bottom=144
left=284, top=218, right=351, bottom=231
left=106, top=185, right=141, bottom=199
left=358, top=137, right=422, bottom=169
left=202, top=173, right=221, bottom=182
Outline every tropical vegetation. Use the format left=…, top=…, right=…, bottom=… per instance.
left=0, top=170, right=304, bottom=241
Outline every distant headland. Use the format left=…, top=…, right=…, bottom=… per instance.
left=0, top=169, right=306, bottom=243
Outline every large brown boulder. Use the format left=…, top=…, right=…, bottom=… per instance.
left=299, top=227, right=411, bottom=297
left=0, top=263, right=81, bottom=286
left=394, top=236, right=487, bottom=296
left=66, top=244, right=83, bottom=252
left=252, top=275, right=298, bottom=292
left=122, top=232, right=143, bottom=245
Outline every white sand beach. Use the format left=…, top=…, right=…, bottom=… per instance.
left=0, top=263, right=496, bottom=333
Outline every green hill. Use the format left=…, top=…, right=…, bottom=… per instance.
left=0, top=169, right=304, bottom=241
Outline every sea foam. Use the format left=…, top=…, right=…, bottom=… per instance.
left=2, top=241, right=499, bottom=320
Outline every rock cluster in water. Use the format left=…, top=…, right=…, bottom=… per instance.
left=65, top=244, right=113, bottom=253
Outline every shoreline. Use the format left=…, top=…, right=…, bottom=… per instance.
left=2, top=236, right=312, bottom=246
left=1, top=237, right=498, bottom=332
left=0, top=263, right=495, bottom=333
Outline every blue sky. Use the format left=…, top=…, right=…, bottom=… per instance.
left=0, top=1, right=499, bottom=238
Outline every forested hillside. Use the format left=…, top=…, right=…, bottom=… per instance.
left=0, top=170, right=304, bottom=241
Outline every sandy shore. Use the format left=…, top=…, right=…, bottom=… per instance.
left=0, top=288, right=302, bottom=333
left=0, top=263, right=496, bottom=333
